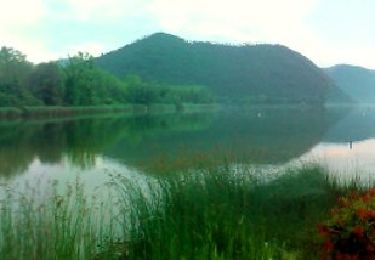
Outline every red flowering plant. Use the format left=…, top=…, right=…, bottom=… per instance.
left=317, top=188, right=375, bottom=259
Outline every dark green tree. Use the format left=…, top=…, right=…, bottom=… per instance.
left=28, top=62, right=64, bottom=105
left=0, top=47, right=39, bottom=106
left=63, top=52, right=128, bottom=106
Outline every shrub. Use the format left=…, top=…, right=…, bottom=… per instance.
left=317, top=188, right=375, bottom=259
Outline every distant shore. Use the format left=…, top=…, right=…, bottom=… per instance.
left=0, top=103, right=219, bottom=119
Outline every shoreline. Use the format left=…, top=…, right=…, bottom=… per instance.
left=1, top=102, right=368, bottom=120
left=0, top=103, right=219, bottom=119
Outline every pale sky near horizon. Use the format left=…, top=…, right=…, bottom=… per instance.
left=0, top=0, right=374, bottom=68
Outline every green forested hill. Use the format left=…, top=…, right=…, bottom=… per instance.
left=96, top=33, right=334, bottom=104
left=325, top=64, right=375, bottom=103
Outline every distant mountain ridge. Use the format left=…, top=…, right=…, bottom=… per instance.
left=96, top=33, right=335, bottom=104
left=325, top=64, right=375, bottom=103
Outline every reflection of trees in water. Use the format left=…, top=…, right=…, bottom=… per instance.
left=0, top=113, right=213, bottom=177
left=107, top=107, right=349, bottom=169
left=0, top=123, right=42, bottom=177
left=2, top=107, right=366, bottom=178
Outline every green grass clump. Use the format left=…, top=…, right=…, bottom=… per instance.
left=109, top=165, right=343, bottom=259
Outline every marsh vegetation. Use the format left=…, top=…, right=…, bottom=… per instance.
left=0, top=163, right=358, bottom=259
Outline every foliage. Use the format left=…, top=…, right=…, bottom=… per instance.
left=123, top=74, right=214, bottom=105
left=28, top=62, right=64, bottom=105
left=317, top=188, right=375, bottom=258
left=96, top=33, right=335, bottom=104
left=0, top=47, right=41, bottom=106
left=0, top=47, right=213, bottom=108
left=62, top=52, right=129, bottom=106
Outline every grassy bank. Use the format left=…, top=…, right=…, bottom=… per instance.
left=0, top=103, right=219, bottom=119
left=0, top=107, right=23, bottom=118
left=0, top=105, right=136, bottom=119
left=0, top=163, right=362, bottom=259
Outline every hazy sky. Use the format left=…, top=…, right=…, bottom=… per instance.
left=1, top=0, right=374, bottom=68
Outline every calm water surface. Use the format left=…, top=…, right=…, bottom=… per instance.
left=1, top=106, right=375, bottom=189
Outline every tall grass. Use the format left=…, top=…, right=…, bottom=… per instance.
left=112, top=165, right=343, bottom=259
left=0, top=179, right=117, bottom=259
left=0, top=163, right=365, bottom=259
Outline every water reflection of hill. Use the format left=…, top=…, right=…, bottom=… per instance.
left=0, top=107, right=353, bottom=178
left=323, top=107, right=375, bottom=143
left=106, top=107, right=344, bottom=166
left=0, top=114, right=213, bottom=177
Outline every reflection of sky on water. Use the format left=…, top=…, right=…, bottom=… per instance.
left=296, top=139, right=375, bottom=184
left=227, top=138, right=375, bottom=185
left=0, top=155, right=146, bottom=198
left=7, top=137, right=375, bottom=190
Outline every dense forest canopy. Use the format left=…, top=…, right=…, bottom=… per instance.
left=325, top=64, right=375, bottom=103
left=96, top=33, right=335, bottom=104
left=0, top=46, right=212, bottom=107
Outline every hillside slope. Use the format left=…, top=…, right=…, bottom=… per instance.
left=96, top=33, right=334, bottom=104
left=325, top=64, right=375, bottom=103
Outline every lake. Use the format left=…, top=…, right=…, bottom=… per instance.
left=1, top=106, right=375, bottom=188
left=2, top=105, right=375, bottom=258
